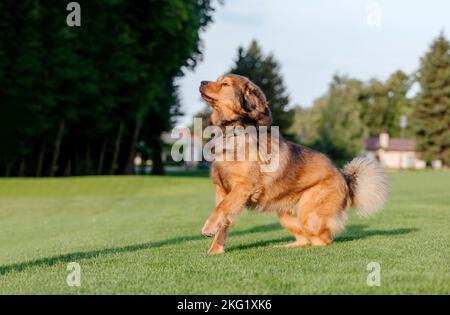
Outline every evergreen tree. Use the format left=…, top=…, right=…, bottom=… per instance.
left=0, top=0, right=217, bottom=176
left=414, top=33, right=450, bottom=165
left=229, top=40, right=295, bottom=138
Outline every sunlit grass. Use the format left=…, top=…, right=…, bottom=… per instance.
left=0, top=171, right=449, bottom=294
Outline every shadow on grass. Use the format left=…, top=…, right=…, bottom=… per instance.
left=0, top=223, right=417, bottom=275
left=0, top=223, right=281, bottom=276
left=227, top=236, right=292, bottom=252
left=334, top=224, right=418, bottom=242
left=227, top=224, right=418, bottom=252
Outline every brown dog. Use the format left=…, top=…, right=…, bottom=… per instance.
left=199, top=74, right=388, bottom=254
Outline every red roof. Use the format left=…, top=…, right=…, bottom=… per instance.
left=366, top=137, right=416, bottom=151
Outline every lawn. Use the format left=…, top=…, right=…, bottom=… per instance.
left=0, top=171, right=449, bottom=294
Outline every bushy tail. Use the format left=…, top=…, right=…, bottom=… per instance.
left=343, top=157, right=389, bottom=216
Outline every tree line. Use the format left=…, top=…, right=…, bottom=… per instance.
left=1, top=2, right=449, bottom=176
left=291, top=33, right=449, bottom=166
left=213, top=37, right=449, bottom=167
left=0, top=0, right=217, bottom=176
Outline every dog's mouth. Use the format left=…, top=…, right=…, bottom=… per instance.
left=200, top=92, right=217, bottom=103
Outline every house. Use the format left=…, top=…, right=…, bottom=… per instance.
left=365, top=133, right=426, bottom=169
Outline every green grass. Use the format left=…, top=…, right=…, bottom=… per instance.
left=0, top=171, right=449, bottom=294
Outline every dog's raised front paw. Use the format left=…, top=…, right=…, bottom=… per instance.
left=201, top=219, right=219, bottom=237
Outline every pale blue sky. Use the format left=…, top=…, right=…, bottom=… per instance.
left=177, top=0, right=450, bottom=126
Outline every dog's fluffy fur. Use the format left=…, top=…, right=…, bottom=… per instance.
left=199, top=74, right=388, bottom=254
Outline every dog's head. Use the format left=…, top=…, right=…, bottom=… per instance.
left=199, top=74, right=272, bottom=126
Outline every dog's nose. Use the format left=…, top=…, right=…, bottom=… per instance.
left=200, top=81, right=208, bottom=87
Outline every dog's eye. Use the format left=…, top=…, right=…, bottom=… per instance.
left=222, top=82, right=230, bottom=87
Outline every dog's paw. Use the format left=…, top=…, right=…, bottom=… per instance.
left=208, top=245, right=225, bottom=255
left=201, top=220, right=219, bottom=237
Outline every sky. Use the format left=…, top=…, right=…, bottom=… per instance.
left=176, top=0, right=450, bottom=127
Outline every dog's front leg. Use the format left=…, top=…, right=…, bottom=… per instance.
left=205, top=185, right=229, bottom=254
left=202, top=186, right=249, bottom=238
left=208, top=223, right=230, bottom=255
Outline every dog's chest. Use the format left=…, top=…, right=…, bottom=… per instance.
left=213, top=159, right=262, bottom=193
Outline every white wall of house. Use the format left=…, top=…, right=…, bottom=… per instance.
left=366, top=150, right=424, bottom=169
left=380, top=150, right=416, bottom=169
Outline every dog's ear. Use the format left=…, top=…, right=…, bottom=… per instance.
left=242, top=81, right=272, bottom=126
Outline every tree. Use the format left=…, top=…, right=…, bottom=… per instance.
left=126, top=0, right=217, bottom=175
left=312, top=76, right=367, bottom=165
left=0, top=0, right=217, bottom=177
left=229, top=40, right=295, bottom=138
left=384, top=70, right=413, bottom=137
left=414, top=33, right=450, bottom=165
left=290, top=69, right=414, bottom=165
left=360, top=70, right=412, bottom=137
left=289, top=105, right=322, bottom=145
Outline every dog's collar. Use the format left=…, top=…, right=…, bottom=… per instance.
left=219, top=115, right=259, bottom=128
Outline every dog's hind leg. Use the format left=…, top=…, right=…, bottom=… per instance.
left=276, top=212, right=310, bottom=248
left=277, top=183, right=347, bottom=248
left=298, top=187, right=347, bottom=247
